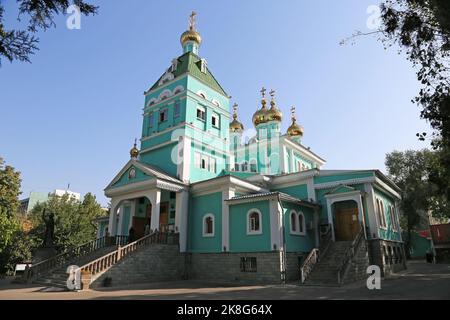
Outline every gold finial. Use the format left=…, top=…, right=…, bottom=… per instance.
left=260, top=87, right=266, bottom=98
left=230, top=103, right=244, bottom=133
left=189, top=11, right=197, bottom=31
left=269, top=89, right=276, bottom=106
left=291, top=106, right=297, bottom=121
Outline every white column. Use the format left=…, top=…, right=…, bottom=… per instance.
left=129, top=199, right=136, bottom=228
left=326, top=199, right=336, bottom=241
left=221, top=188, right=235, bottom=251
left=177, top=135, right=191, bottom=183
left=108, top=199, right=120, bottom=236
left=280, top=145, right=287, bottom=174
left=306, top=177, right=316, bottom=202
left=290, top=149, right=295, bottom=173
left=150, top=189, right=161, bottom=231
left=177, top=190, right=189, bottom=252
left=117, top=203, right=124, bottom=235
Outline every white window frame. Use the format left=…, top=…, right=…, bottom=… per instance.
left=211, top=113, right=220, bottom=128
left=390, top=205, right=398, bottom=231
left=159, top=108, right=168, bottom=123
left=298, top=211, right=306, bottom=235
left=290, top=210, right=300, bottom=235
left=202, top=214, right=215, bottom=237
left=247, top=209, right=262, bottom=235
left=377, top=198, right=387, bottom=230
left=197, top=106, right=206, bottom=121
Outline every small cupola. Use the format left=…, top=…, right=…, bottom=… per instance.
left=230, top=103, right=244, bottom=133
left=180, top=11, right=202, bottom=55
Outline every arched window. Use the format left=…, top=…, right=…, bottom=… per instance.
left=377, top=199, right=387, bottom=228
left=247, top=209, right=262, bottom=235
left=390, top=205, right=398, bottom=231
left=173, top=85, right=184, bottom=95
left=298, top=212, right=306, bottom=235
left=202, top=214, right=214, bottom=237
left=197, top=91, right=207, bottom=100
left=290, top=211, right=299, bottom=234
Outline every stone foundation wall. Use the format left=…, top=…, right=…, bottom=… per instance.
left=285, top=252, right=307, bottom=282
left=368, top=239, right=406, bottom=276
left=91, top=244, right=185, bottom=288
left=186, top=251, right=284, bottom=284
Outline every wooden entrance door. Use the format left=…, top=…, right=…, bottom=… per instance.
left=335, top=207, right=360, bottom=241
left=159, top=202, right=169, bottom=232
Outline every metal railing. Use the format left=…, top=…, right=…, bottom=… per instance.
left=336, top=225, right=365, bottom=285
left=300, top=224, right=332, bottom=284
left=22, top=235, right=128, bottom=282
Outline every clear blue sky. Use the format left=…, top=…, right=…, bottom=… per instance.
left=0, top=0, right=430, bottom=206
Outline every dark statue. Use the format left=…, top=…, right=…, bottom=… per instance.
left=42, top=208, right=55, bottom=247
left=32, top=208, right=57, bottom=263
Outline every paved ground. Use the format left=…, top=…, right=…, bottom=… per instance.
left=0, top=261, right=449, bottom=300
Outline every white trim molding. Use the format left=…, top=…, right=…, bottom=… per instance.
left=247, top=209, right=263, bottom=235
left=324, top=190, right=365, bottom=241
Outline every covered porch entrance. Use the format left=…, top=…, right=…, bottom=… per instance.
left=325, top=187, right=367, bottom=242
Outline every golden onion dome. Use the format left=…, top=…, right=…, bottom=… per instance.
left=130, top=140, right=139, bottom=158
left=266, top=89, right=282, bottom=122
left=287, top=122, right=304, bottom=137
left=287, top=106, right=304, bottom=137
left=180, top=12, right=202, bottom=47
left=230, top=104, right=244, bottom=133
left=180, top=29, right=202, bottom=47
left=252, top=87, right=269, bottom=126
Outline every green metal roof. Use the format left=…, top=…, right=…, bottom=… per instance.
left=149, top=52, right=228, bottom=96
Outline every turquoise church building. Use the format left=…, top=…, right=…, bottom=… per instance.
left=103, top=13, right=406, bottom=284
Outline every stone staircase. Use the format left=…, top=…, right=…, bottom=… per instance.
left=33, top=246, right=117, bottom=289
left=303, top=241, right=352, bottom=286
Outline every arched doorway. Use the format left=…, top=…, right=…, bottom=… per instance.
left=131, top=197, right=152, bottom=238
left=333, top=200, right=360, bottom=241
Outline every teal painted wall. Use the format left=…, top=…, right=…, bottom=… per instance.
left=139, top=143, right=178, bottom=176
left=111, top=166, right=150, bottom=189
left=98, top=220, right=109, bottom=238
left=314, top=172, right=374, bottom=185
left=409, top=232, right=431, bottom=258
left=121, top=205, right=131, bottom=235
left=188, top=192, right=223, bottom=253
left=275, top=184, right=309, bottom=201
left=282, top=202, right=316, bottom=252
left=229, top=201, right=271, bottom=252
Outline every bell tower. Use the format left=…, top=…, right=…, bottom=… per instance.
left=139, top=12, right=231, bottom=183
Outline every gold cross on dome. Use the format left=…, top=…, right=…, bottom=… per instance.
left=269, top=89, right=275, bottom=98
left=189, top=11, right=197, bottom=30
left=260, top=87, right=266, bottom=98
left=291, top=106, right=297, bottom=120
